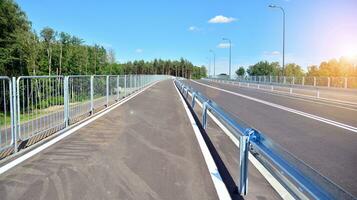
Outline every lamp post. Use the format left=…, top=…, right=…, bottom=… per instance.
left=269, top=4, right=285, bottom=76
left=209, top=49, right=216, bottom=77
left=206, top=57, right=211, bottom=77
left=222, top=38, right=232, bottom=79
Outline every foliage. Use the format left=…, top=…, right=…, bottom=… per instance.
left=235, top=67, right=245, bottom=76
left=247, top=61, right=281, bottom=76
left=0, top=0, right=206, bottom=78
left=307, top=57, right=357, bottom=77
left=284, top=63, right=304, bottom=77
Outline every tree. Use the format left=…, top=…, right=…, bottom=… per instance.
left=40, top=27, right=55, bottom=75
left=247, top=61, right=281, bottom=76
left=284, top=63, right=304, bottom=77
left=235, top=67, right=245, bottom=76
left=0, top=0, right=31, bottom=76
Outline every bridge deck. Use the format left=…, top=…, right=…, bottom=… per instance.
left=0, top=80, right=278, bottom=200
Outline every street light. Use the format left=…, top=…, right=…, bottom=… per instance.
left=222, top=38, right=232, bottom=79
left=269, top=4, right=286, bottom=76
left=209, top=49, right=216, bottom=77
left=206, top=57, right=211, bottom=77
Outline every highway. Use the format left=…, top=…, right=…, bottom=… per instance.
left=184, top=79, right=357, bottom=196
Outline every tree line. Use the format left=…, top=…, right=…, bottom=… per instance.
left=0, top=0, right=206, bottom=79
left=236, top=57, right=357, bottom=78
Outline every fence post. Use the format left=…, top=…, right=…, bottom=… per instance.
left=327, top=77, right=330, bottom=88
left=344, top=77, right=348, bottom=89
left=117, top=75, right=120, bottom=100
left=239, top=135, right=249, bottom=195
left=314, top=77, right=317, bottom=87
left=64, top=76, right=69, bottom=127
left=16, top=78, right=20, bottom=140
left=106, top=76, right=109, bottom=107
left=124, top=75, right=127, bottom=97
left=90, top=75, right=94, bottom=114
left=11, top=77, right=18, bottom=153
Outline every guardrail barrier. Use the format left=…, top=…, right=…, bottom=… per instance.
left=0, top=74, right=168, bottom=159
left=174, top=79, right=354, bottom=200
left=231, top=75, right=357, bottom=89
left=206, top=77, right=357, bottom=105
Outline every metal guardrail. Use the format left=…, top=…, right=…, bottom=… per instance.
left=0, top=74, right=168, bottom=159
left=174, top=79, right=355, bottom=200
left=232, top=76, right=357, bottom=89
left=206, top=78, right=357, bottom=105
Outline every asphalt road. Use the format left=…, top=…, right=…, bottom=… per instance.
left=0, top=81, right=219, bottom=200
left=0, top=87, right=137, bottom=149
left=185, top=79, right=357, bottom=197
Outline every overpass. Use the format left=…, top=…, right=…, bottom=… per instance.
left=0, top=75, right=355, bottom=199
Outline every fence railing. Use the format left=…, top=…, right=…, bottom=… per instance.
left=231, top=76, right=357, bottom=89
left=174, top=79, right=354, bottom=199
left=0, top=74, right=168, bottom=159
left=206, top=77, right=357, bottom=105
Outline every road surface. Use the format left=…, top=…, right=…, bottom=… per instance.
left=184, top=79, right=357, bottom=197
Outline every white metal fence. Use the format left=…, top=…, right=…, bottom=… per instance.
left=0, top=74, right=168, bottom=158
left=234, top=76, right=357, bottom=89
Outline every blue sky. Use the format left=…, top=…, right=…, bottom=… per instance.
left=17, top=0, right=357, bottom=75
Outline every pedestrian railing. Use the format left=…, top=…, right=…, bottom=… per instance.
left=174, top=79, right=355, bottom=200
left=0, top=77, right=15, bottom=152
left=206, top=78, right=357, bottom=105
left=0, top=74, right=168, bottom=159
left=231, top=75, right=357, bottom=89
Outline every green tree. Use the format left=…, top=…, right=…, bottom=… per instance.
left=247, top=61, right=281, bottom=76
left=284, top=63, right=304, bottom=77
left=235, top=67, right=245, bottom=76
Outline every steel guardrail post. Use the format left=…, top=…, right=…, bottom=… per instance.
left=11, top=77, right=18, bottom=153
left=191, top=92, right=197, bottom=108
left=64, top=76, right=69, bottom=127
left=202, top=102, right=208, bottom=129
left=239, top=135, right=250, bottom=195
left=90, top=75, right=94, bottom=115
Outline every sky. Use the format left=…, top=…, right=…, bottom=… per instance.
left=16, top=0, right=357, bottom=75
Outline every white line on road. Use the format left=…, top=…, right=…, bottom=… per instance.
left=185, top=87, right=294, bottom=199
left=0, top=81, right=159, bottom=175
left=174, top=81, right=231, bottom=200
left=209, top=80, right=357, bottom=112
left=192, top=80, right=357, bottom=134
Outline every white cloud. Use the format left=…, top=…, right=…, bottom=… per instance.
left=208, top=15, right=237, bottom=24
left=217, top=43, right=232, bottom=48
left=188, top=26, right=200, bottom=32
left=135, top=49, right=143, bottom=53
left=264, top=51, right=280, bottom=56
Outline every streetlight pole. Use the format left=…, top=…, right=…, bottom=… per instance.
left=206, top=57, right=211, bottom=77
left=209, top=49, right=216, bottom=77
left=269, top=4, right=285, bottom=76
left=222, top=38, right=232, bottom=79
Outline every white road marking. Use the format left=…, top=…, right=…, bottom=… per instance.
left=0, top=81, right=160, bottom=175
left=192, top=80, right=357, bottom=134
left=209, top=80, right=357, bottom=112
left=186, top=88, right=294, bottom=199
left=174, top=81, right=231, bottom=200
